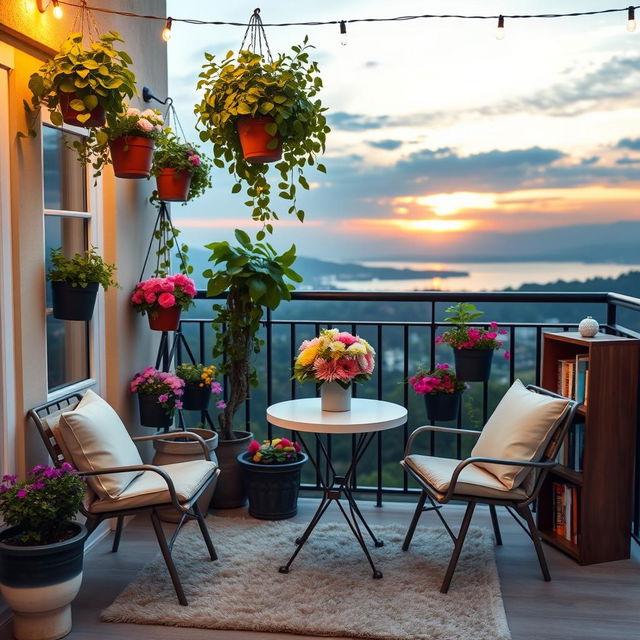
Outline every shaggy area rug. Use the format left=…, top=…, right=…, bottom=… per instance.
left=102, top=517, right=511, bottom=640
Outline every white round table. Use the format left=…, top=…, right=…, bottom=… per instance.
left=267, top=397, right=408, bottom=579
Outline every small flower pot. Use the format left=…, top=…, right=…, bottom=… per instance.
left=424, top=391, right=462, bottom=423
left=236, top=115, right=282, bottom=164
left=238, top=451, right=309, bottom=520
left=0, top=522, right=88, bottom=640
left=181, top=382, right=212, bottom=411
left=51, top=281, right=99, bottom=321
left=109, top=136, right=154, bottom=178
left=148, top=306, right=181, bottom=332
left=137, top=393, right=173, bottom=429
left=454, top=348, right=494, bottom=382
left=320, top=381, right=351, bottom=412
left=155, top=168, right=192, bottom=201
left=58, top=91, right=105, bottom=128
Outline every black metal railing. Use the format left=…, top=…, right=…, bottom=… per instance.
left=174, top=290, right=640, bottom=542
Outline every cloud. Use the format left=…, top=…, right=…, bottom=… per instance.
left=617, top=137, right=640, bottom=150
left=616, top=157, right=640, bottom=165
left=366, top=139, right=404, bottom=150
left=328, top=111, right=390, bottom=131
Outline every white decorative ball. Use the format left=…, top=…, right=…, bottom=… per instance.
left=578, top=316, right=599, bottom=338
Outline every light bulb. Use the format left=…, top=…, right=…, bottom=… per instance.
left=52, top=0, right=63, bottom=19
left=627, top=7, right=636, bottom=32
left=162, top=17, right=172, bottom=42
left=339, top=20, right=348, bottom=46
left=496, top=15, right=505, bottom=40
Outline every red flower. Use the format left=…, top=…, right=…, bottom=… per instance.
left=247, top=440, right=261, bottom=454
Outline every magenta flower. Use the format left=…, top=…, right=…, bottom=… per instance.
left=216, top=400, right=227, bottom=409
left=16, top=489, right=28, bottom=499
left=157, top=292, right=176, bottom=309
left=175, top=400, right=183, bottom=410
left=504, top=351, right=511, bottom=360
left=158, top=393, right=169, bottom=403
left=247, top=440, right=261, bottom=454
left=211, top=381, right=222, bottom=394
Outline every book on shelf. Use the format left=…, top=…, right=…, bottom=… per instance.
left=555, top=355, right=589, bottom=405
left=551, top=480, right=579, bottom=544
left=555, top=423, right=584, bottom=471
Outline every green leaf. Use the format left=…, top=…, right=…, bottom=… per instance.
left=231, top=183, right=242, bottom=194
left=83, top=94, right=98, bottom=111
left=234, top=228, right=252, bottom=248
left=237, top=103, right=252, bottom=115
left=69, top=99, right=85, bottom=112
left=265, top=122, right=278, bottom=136
left=317, top=163, right=327, bottom=173
left=50, top=111, right=63, bottom=126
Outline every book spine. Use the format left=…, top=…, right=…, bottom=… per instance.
left=565, top=485, right=572, bottom=542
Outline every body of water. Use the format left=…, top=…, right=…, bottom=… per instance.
left=327, top=261, right=640, bottom=292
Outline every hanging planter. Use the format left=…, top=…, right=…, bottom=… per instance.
left=155, top=168, right=193, bottom=202
left=131, top=274, right=196, bottom=332
left=409, top=363, right=466, bottom=423
left=137, top=393, right=173, bottom=429
left=453, top=348, right=494, bottom=382
left=148, top=306, right=181, bottom=331
left=58, top=91, right=106, bottom=128
left=110, top=135, right=155, bottom=178
left=47, top=247, right=118, bottom=322
left=131, top=368, right=185, bottom=430
left=175, top=364, right=222, bottom=411
left=236, top=116, right=282, bottom=163
left=424, top=392, right=462, bottom=422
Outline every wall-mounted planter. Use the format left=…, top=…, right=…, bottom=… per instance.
left=51, top=281, right=99, bottom=321
left=453, top=348, right=494, bottom=382
left=424, top=391, right=462, bottom=423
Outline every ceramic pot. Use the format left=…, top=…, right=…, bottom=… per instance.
left=210, top=431, right=253, bottom=509
left=109, top=136, right=154, bottom=178
left=239, top=451, right=309, bottom=520
left=453, top=348, right=494, bottom=382
left=0, top=523, right=88, bottom=640
left=58, top=92, right=105, bottom=128
left=578, top=316, right=599, bottom=338
left=137, top=394, right=173, bottom=429
left=424, top=391, right=462, bottom=423
left=181, top=383, right=212, bottom=411
left=236, top=116, right=282, bottom=163
left=320, top=381, right=351, bottom=412
left=51, top=281, right=99, bottom=321
left=155, top=168, right=192, bottom=201
left=147, top=306, right=181, bottom=332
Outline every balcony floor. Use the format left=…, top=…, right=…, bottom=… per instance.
left=3, top=498, right=639, bottom=640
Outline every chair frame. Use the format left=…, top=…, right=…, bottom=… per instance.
left=29, top=392, right=220, bottom=606
left=401, top=385, right=579, bottom=593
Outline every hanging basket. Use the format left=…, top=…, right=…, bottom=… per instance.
left=148, top=306, right=181, bottom=332
left=51, top=281, right=99, bottom=321
left=137, top=394, right=173, bottom=429
left=155, top=168, right=192, bottom=202
left=58, top=91, right=105, bottom=128
left=424, top=392, right=462, bottom=423
left=453, top=348, right=494, bottom=382
left=109, top=136, right=154, bottom=179
left=182, top=382, right=212, bottom=411
left=236, top=116, right=282, bottom=163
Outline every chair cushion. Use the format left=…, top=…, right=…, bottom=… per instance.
left=89, top=460, right=218, bottom=513
left=405, top=455, right=528, bottom=501
left=471, top=380, right=570, bottom=489
left=59, top=390, right=144, bottom=499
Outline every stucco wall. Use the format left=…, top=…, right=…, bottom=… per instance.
left=0, top=1, right=168, bottom=471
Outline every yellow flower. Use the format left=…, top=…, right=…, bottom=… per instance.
left=252, top=452, right=262, bottom=462
left=271, top=438, right=281, bottom=446
left=296, top=344, right=320, bottom=366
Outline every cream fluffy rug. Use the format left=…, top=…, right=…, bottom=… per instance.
left=102, top=517, right=511, bottom=640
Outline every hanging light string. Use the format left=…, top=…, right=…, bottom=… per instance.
left=51, top=2, right=640, bottom=29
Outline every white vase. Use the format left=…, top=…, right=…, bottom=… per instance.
left=321, top=382, right=351, bottom=412
left=578, top=316, right=599, bottom=337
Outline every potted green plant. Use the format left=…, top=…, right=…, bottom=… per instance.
left=195, top=38, right=330, bottom=231
left=47, top=247, right=118, bottom=321
left=203, top=229, right=302, bottom=508
left=238, top=438, right=308, bottom=520
left=0, top=464, right=87, bottom=640
left=437, top=303, right=510, bottom=382
left=26, top=31, right=136, bottom=129
left=150, top=132, right=212, bottom=203
left=409, top=363, right=467, bottom=423
left=130, top=367, right=185, bottom=429
left=130, top=273, right=196, bottom=331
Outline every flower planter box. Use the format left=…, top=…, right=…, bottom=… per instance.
left=137, top=393, right=173, bottom=429
left=424, top=391, right=462, bottom=423
left=182, top=383, right=212, bottom=411
left=453, top=348, right=494, bottom=382
left=51, top=281, right=99, bottom=321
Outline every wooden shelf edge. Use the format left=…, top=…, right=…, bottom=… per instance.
left=540, top=529, right=579, bottom=559
left=550, top=465, right=583, bottom=485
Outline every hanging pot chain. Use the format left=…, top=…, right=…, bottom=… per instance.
left=240, top=8, right=273, bottom=63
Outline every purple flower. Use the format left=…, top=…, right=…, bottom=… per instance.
left=60, top=462, right=74, bottom=473
left=175, top=400, right=183, bottom=410
left=211, top=382, right=222, bottom=394
left=16, top=489, right=28, bottom=499
left=1, top=474, right=17, bottom=484
left=158, top=393, right=169, bottom=403
left=31, top=465, right=46, bottom=474
left=216, top=400, right=227, bottom=409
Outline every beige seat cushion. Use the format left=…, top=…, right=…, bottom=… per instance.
left=471, top=380, right=570, bottom=489
left=89, top=459, right=218, bottom=513
left=59, top=390, right=144, bottom=499
left=405, top=455, right=527, bottom=501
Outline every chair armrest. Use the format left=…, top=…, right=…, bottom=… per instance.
left=132, top=430, right=210, bottom=461
left=444, top=456, right=557, bottom=501
left=80, top=464, right=182, bottom=509
left=404, top=425, right=482, bottom=458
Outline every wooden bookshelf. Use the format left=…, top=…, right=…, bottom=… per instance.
left=538, top=331, right=640, bottom=565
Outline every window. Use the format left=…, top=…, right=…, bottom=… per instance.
left=43, top=125, right=93, bottom=392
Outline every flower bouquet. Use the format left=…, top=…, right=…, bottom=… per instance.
left=175, top=363, right=225, bottom=412
left=130, top=367, right=185, bottom=428
left=410, top=363, right=466, bottom=422
left=130, top=273, right=196, bottom=331
left=436, top=302, right=509, bottom=382
left=247, top=438, right=302, bottom=464
left=293, top=328, right=375, bottom=411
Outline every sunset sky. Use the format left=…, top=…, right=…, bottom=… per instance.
left=166, top=0, right=640, bottom=260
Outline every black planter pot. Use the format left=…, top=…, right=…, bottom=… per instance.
left=453, top=348, right=494, bottom=382
left=424, top=391, right=462, bottom=423
left=137, top=394, right=173, bottom=429
left=51, top=281, right=99, bottom=321
left=181, top=382, right=212, bottom=411
left=238, top=451, right=309, bottom=520
left=211, top=431, right=253, bottom=509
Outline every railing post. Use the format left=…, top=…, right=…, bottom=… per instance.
left=607, top=299, right=617, bottom=330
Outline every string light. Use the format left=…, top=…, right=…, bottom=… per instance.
left=162, top=17, right=173, bottom=42
left=627, top=6, right=636, bottom=31
left=52, top=0, right=63, bottom=19
left=496, top=15, right=505, bottom=40
left=339, top=20, right=347, bottom=46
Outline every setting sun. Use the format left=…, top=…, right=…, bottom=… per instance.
left=415, top=192, right=497, bottom=216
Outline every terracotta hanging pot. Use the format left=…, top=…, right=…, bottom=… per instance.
left=236, top=115, right=282, bottom=163
left=155, top=168, right=192, bottom=201
left=109, top=136, right=154, bottom=178
left=58, top=92, right=105, bottom=128
left=148, top=306, right=181, bottom=332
